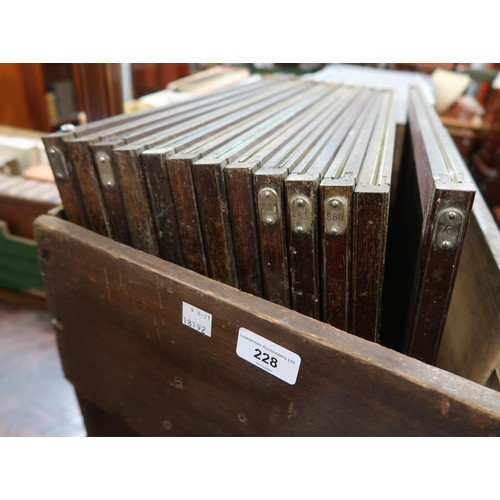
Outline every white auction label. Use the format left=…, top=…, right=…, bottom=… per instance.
left=182, top=301, right=212, bottom=337
left=236, top=327, right=301, bottom=385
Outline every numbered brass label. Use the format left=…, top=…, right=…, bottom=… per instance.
left=324, top=197, right=347, bottom=236
left=258, top=188, right=280, bottom=226
left=47, top=147, right=68, bottom=180
left=94, top=152, right=116, bottom=189
left=289, top=194, right=312, bottom=234
left=433, top=208, right=464, bottom=251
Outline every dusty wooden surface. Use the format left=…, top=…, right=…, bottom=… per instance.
left=35, top=215, right=500, bottom=436
left=285, top=176, right=321, bottom=319
left=225, top=163, right=263, bottom=296
left=142, top=151, right=184, bottom=265
left=192, top=161, right=239, bottom=287
left=351, top=188, right=390, bottom=342
left=114, top=148, right=160, bottom=256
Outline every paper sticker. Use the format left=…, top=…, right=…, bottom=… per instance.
left=236, top=327, right=301, bottom=385
left=182, top=302, right=212, bottom=337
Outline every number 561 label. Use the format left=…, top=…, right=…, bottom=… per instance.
left=236, top=327, right=301, bottom=385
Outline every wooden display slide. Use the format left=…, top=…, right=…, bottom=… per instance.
left=320, top=92, right=382, bottom=331
left=34, top=213, right=500, bottom=436
left=285, top=88, right=371, bottom=320
left=351, top=91, right=396, bottom=342
left=42, top=78, right=279, bottom=229
left=403, top=87, right=476, bottom=364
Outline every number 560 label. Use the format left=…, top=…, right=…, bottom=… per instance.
left=236, top=327, right=301, bottom=385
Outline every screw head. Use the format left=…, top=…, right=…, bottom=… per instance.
left=237, top=413, right=248, bottom=425
left=448, top=211, right=457, bottom=220
left=99, top=156, right=106, bottom=163
left=331, top=199, right=340, bottom=209
left=264, top=190, right=271, bottom=198
left=330, top=228, right=339, bottom=236
left=296, top=198, right=304, bottom=207
left=172, top=376, right=184, bottom=390
left=49, top=148, right=56, bottom=156
left=106, top=180, right=113, bottom=187
left=441, top=240, right=452, bottom=250
left=296, top=225, right=304, bottom=233
left=265, top=217, right=273, bottom=225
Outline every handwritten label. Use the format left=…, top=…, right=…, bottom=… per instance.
left=236, top=327, right=301, bottom=385
left=182, top=302, right=212, bottom=337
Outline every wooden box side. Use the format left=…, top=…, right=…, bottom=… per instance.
left=34, top=214, right=500, bottom=436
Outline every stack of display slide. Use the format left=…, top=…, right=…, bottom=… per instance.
left=43, top=76, right=474, bottom=363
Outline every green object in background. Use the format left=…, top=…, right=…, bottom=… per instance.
left=0, top=221, right=44, bottom=294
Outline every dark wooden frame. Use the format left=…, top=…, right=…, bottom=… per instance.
left=403, top=88, right=476, bottom=364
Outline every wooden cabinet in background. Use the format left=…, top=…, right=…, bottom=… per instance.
left=131, top=63, right=191, bottom=98
left=0, top=64, right=48, bottom=132
left=0, top=64, right=123, bottom=132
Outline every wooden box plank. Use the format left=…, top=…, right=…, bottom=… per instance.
left=34, top=214, right=500, bottom=436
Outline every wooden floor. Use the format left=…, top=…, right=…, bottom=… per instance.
left=0, top=299, right=85, bottom=437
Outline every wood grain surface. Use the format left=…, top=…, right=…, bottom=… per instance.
left=34, top=214, right=500, bottom=436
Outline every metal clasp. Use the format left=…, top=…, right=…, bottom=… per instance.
left=324, top=197, right=347, bottom=236
left=94, top=152, right=116, bottom=188
left=258, top=188, right=280, bottom=226
left=47, top=147, right=69, bottom=180
left=433, top=207, right=465, bottom=251
left=289, top=194, right=312, bottom=234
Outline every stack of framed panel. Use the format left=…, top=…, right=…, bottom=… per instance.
left=42, top=76, right=474, bottom=366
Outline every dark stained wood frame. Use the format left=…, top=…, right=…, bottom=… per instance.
left=404, top=88, right=476, bottom=364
